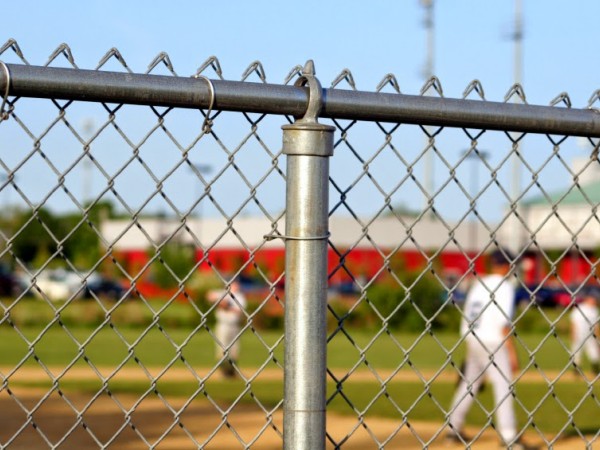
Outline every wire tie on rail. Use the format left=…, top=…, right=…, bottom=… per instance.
left=0, top=61, right=10, bottom=121
left=194, top=74, right=215, bottom=132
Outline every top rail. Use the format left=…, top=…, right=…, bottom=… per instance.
left=1, top=64, right=599, bottom=137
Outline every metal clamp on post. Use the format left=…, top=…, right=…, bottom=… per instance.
left=263, top=230, right=331, bottom=242
left=282, top=60, right=335, bottom=157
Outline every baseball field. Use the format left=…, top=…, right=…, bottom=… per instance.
left=0, top=299, right=598, bottom=449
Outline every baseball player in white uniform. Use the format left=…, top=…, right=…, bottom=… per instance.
left=446, top=250, right=530, bottom=449
left=208, top=278, right=247, bottom=378
left=570, top=289, right=600, bottom=374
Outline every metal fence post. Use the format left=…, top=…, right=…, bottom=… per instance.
left=282, top=61, right=335, bottom=450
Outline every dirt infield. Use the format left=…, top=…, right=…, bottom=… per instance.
left=0, top=387, right=593, bottom=449
left=0, top=367, right=597, bottom=449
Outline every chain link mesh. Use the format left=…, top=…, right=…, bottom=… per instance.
left=1, top=40, right=599, bottom=449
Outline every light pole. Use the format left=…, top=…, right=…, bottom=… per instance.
left=189, top=163, right=212, bottom=217
left=513, top=0, right=523, bottom=87
left=81, top=118, right=96, bottom=206
left=510, top=0, right=524, bottom=253
left=189, top=163, right=212, bottom=244
left=188, top=162, right=213, bottom=271
left=420, top=0, right=435, bottom=81
left=420, top=0, right=435, bottom=214
left=462, top=149, right=489, bottom=254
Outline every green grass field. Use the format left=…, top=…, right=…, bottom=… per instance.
left=0, top=322, right=579, bottom=371
left=1, top=323, right=597, bottom=434
left=0, top=300, right=597, bottom=435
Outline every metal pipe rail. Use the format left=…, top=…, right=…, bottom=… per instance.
left=1, top=63, right=600, bottom=137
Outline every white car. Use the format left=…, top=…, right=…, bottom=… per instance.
left=32, top=269, right=84, bottom=302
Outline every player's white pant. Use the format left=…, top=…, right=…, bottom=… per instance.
left=215, top=321, right=241, bottom=361
left=448, top=337, right=516, bottom=444
left=572, top=327, right=600, bottom=366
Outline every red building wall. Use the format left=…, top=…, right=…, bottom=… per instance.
left=116, top=245, right=594, bottom=300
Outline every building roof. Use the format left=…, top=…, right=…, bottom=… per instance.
left=522, top=180, right=600, bottom=207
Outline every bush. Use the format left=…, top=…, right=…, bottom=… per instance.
left=185, top=271, right=223, bottom=304
left=246, top=300, right=284, bottom=330
left=151, top=243, right=197, bottom=289
left=362, top=271, right=451, bottom=332
left=514, top=304, right=570, bottom=335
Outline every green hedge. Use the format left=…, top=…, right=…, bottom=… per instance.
left=1, top=273, right=572, bottom=335
left=1, top=297, right=216, bottom=329
left=328, top=271, right=460, bottom=332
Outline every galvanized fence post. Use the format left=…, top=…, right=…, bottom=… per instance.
left=281, top=62, right=335, bottom=450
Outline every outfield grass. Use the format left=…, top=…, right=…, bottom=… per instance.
left=0, top=324, right=580, bottom=372
left=0, top=298, right=576, bottom=370
left=0, top=322, right=581, bottom=371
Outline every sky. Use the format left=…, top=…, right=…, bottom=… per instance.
left=3, top=0, right=598, bottom=104
left=0, top=1, right=599, bottom=224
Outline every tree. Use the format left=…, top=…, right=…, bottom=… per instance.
left=151, top=242, right=197, bottom=289
left=11, top=208, right=63, bottom=266
left=9, top=201, right=117, bottom=269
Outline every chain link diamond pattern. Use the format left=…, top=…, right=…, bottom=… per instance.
left=1, top=41, right=599, bottom=449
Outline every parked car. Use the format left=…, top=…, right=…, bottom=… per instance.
left=83, top=273, right=126, bottom=300
left=32, top=269, right=84, bottom=302
left=515, top=284, right=550, bottom=306
left=0, top=263, right=22, bottom=297
left=514, top=283, right=581, bottom=308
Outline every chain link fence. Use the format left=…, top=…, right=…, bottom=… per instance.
left=1, top=39, right=600, bottom=449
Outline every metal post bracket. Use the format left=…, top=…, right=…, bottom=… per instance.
left=282, top=60, right=335, bottom=157
left=293, top=60, right=323, bottom=125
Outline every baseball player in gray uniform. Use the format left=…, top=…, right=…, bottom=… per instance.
left=570, top=288, right=600, bottom=374
left=208, top=278, right=247, bottom=378
left=446, top=249, right=532, bottom=449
